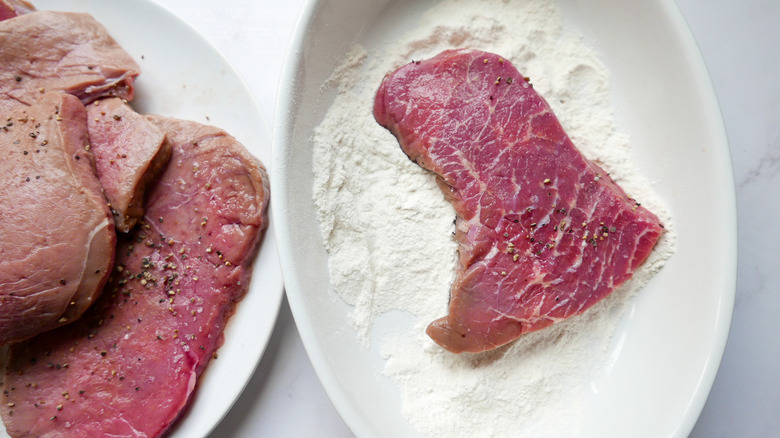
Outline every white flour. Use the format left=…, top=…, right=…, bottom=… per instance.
left=311, top=0, right=675, bottom=436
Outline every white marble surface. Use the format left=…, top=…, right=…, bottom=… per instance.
left=150, top=0, right=777, bottom=436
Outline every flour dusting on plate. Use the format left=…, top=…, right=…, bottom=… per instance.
left=312, top=0, right=675, bottom=436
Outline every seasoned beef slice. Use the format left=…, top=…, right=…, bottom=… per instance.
left=87, top=98, right=172, bottom=233
left=1, top=116, right=269, bottom=438
left=0, top=92, right=115, bottom=346
left=373, top=49, right=664, bottom=353
left=0, top=11, right=140, bottom=112
left=0, top=0, right=34, bottom=21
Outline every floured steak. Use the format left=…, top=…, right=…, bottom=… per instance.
left=1, top=116, right=269, bottom=437
left=373, top=49, right=664, bottom=353
left=0, top=92, right=115, bottom=346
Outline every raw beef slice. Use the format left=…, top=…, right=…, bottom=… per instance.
left=0, top=0, right=34, bottom=21
left=0, top=11, right=140, bottom=112
left=0, top=92, right=115, bottom=346
left=1, top=116, right=269, bottom=438
left=87, top=97, right=172, bottom=233
left=373, top=49, right=664, bottom=353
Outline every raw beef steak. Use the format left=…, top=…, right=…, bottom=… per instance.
left=87, top=97, right=172, bottom=233
left=0, top=0, right=34, bottom=21
left=0, top=92, right=115, bottom=346
left=374, top=49, right=664, bottom=353
left=1, top=116, right=269, bottom=437
left=0, top=11, right=140, bottom=112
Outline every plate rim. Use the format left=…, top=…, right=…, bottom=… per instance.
left=652, top=0, right=737, bottom=434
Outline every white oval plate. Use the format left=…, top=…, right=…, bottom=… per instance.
left=274, top=0, right=736, bottom=437
left=1, top=1, right=284, bottom=437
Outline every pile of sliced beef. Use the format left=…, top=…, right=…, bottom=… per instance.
left=0, top=8, right=140, bottom=346
left=0, top=5, right=269, bottom=438
left=374, top=49, right=663, bottom=353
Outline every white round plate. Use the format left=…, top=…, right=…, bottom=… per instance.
left=274, top=0, right=736, bottom=437
left=1, top=1, right=284, bottom=437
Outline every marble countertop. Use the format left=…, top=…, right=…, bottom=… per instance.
left=151, top=0, right=777, bottom=436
